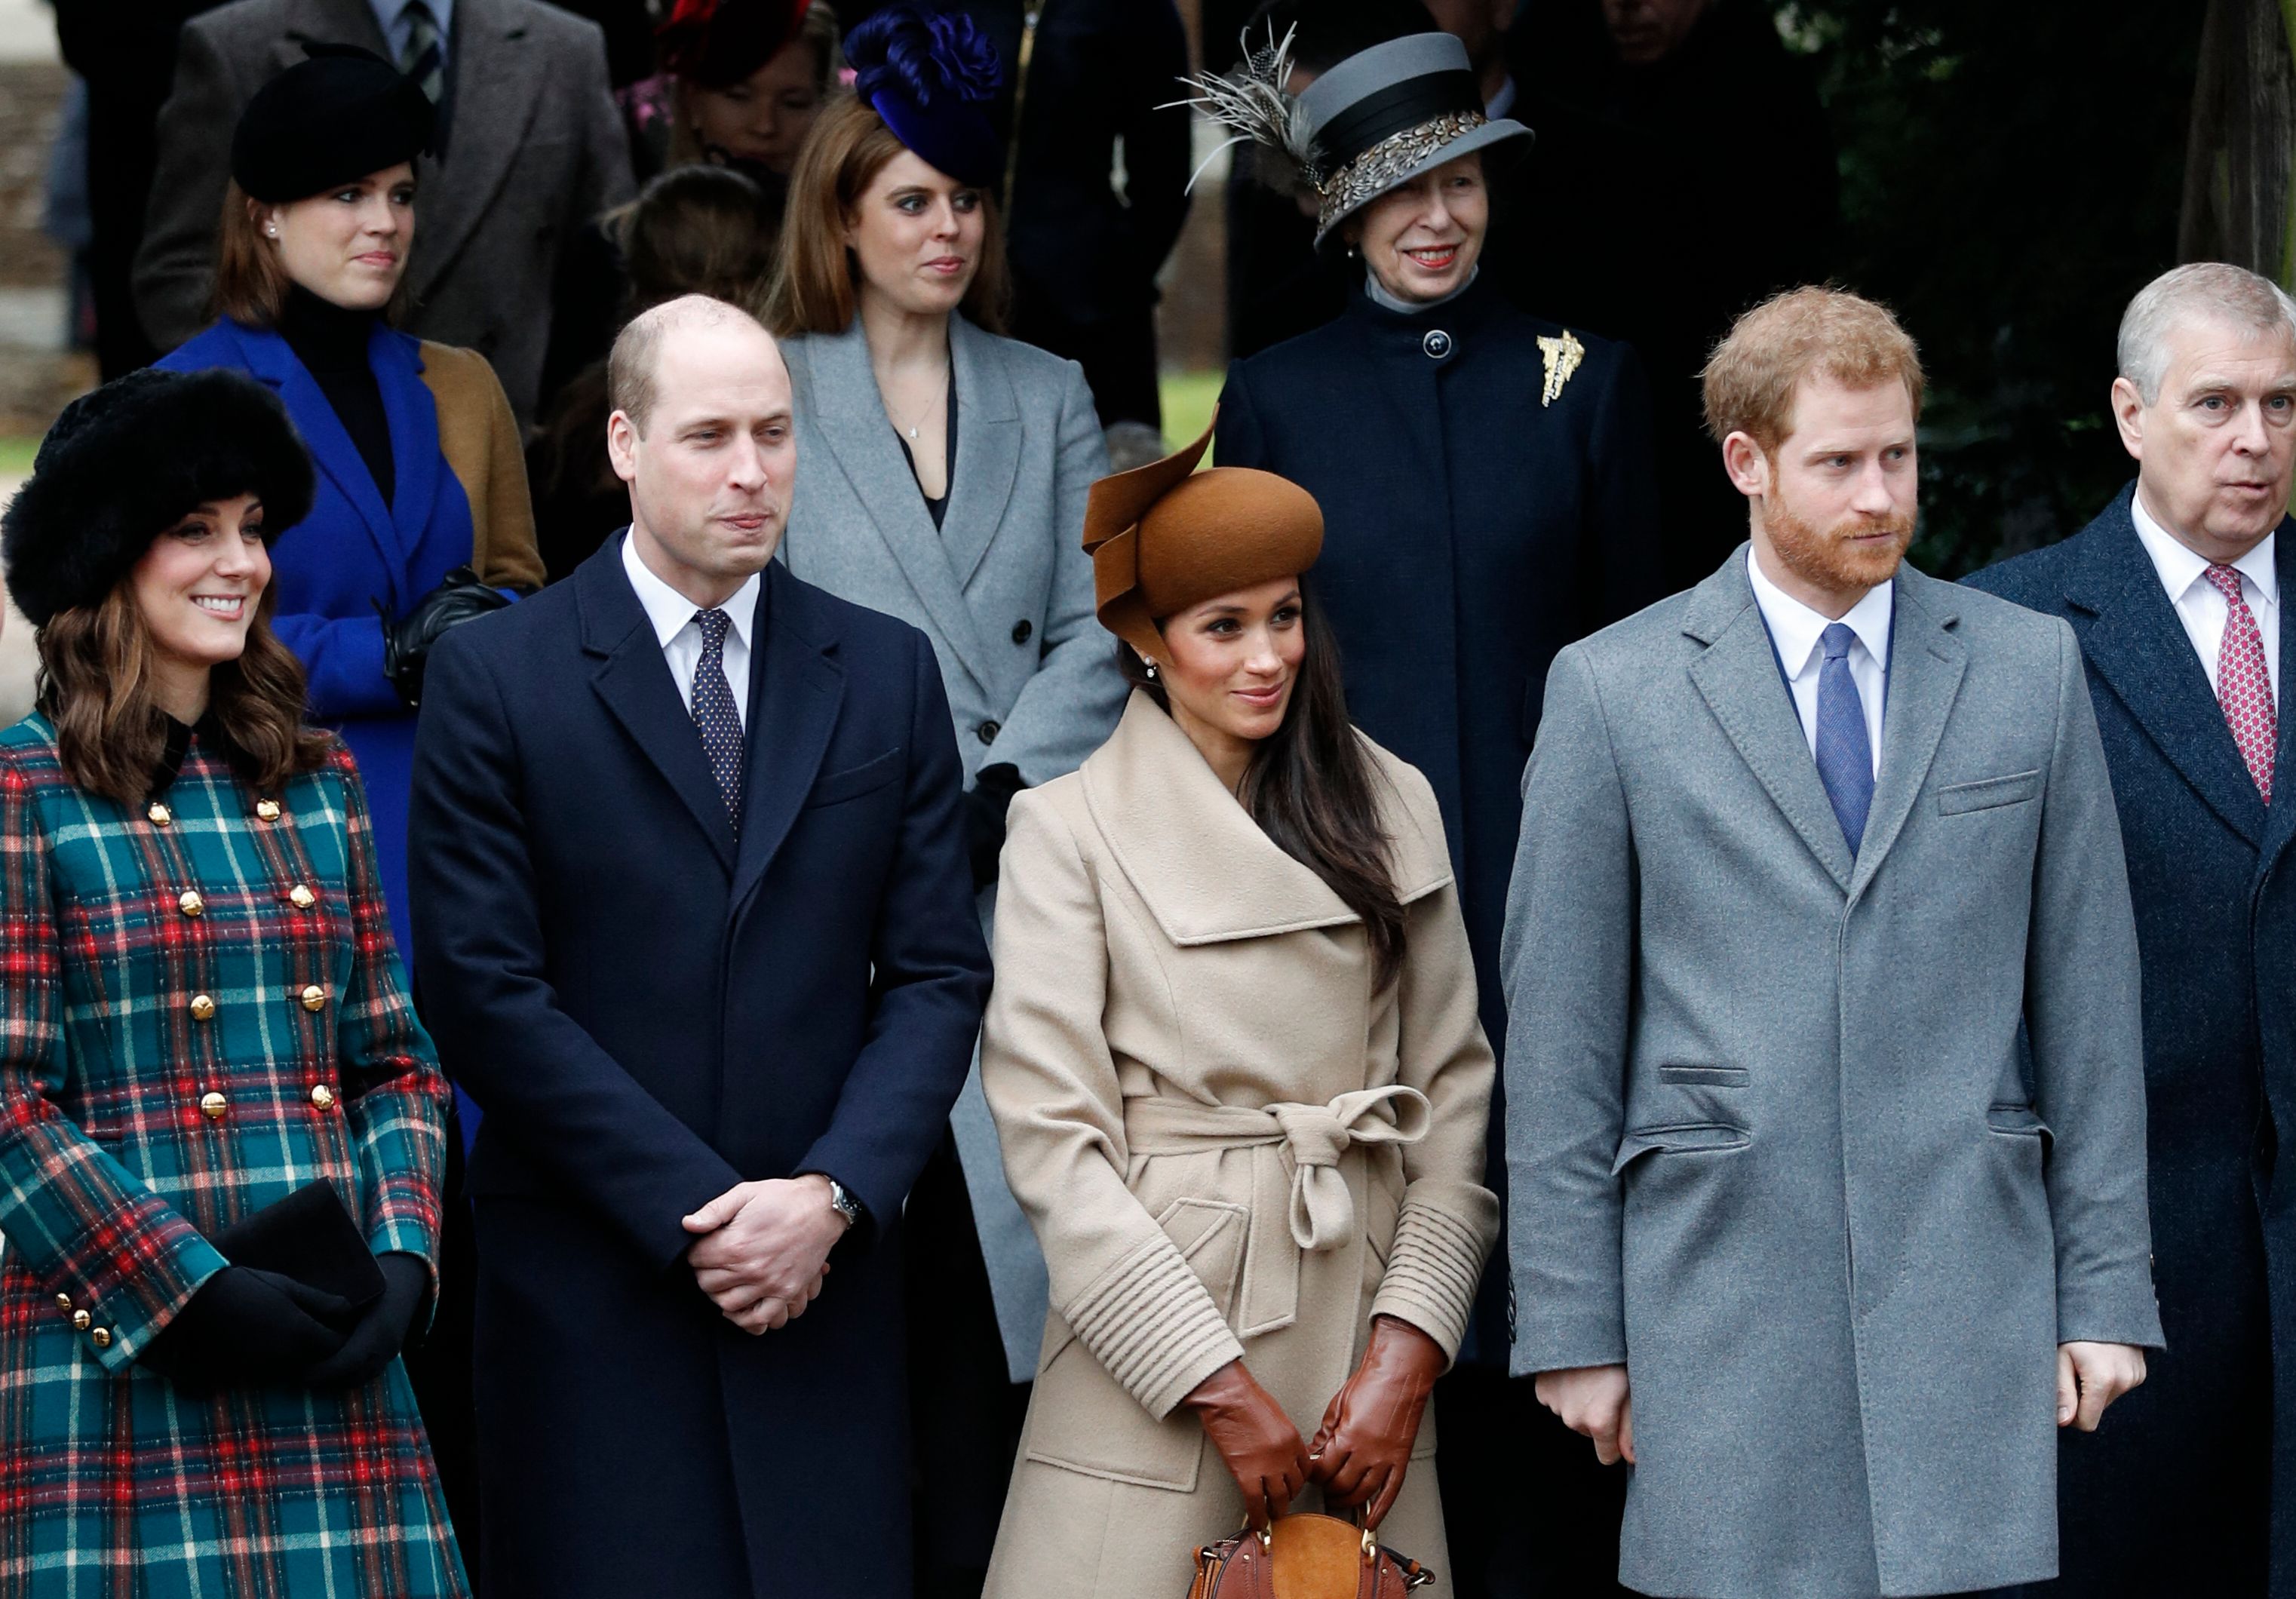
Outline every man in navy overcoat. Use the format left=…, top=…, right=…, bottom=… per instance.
left=1970, top=262, right=2296, bottom=1597
left=408, top=295, right=991, bottom=1598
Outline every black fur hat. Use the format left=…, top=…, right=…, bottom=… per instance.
left=2, top=368, right=315, bottom=627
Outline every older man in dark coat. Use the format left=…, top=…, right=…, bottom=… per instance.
left=134, top=0, right=635, bottom=427
left=409, top=296, right=990, bottom=1598
left=1969, top=262, right=2296, bottom=1597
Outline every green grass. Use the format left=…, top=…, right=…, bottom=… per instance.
left=1160, top=370, right=1224, bottom=465
left=0, top=439, right=36, bottom=478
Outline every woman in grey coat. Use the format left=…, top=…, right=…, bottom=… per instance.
left=762, top=11, right=1123, bottom=1596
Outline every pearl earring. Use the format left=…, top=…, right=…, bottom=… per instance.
left=1143, top=661, right=1159, bottom=680
left=266, top=224, right=278, bottom=238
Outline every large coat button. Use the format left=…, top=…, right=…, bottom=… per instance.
left=55, top=1293, right=72, bottom=1315
left=189, top=995, right=216, bottom=1021
left=977, top=721, right=1001, bottom=744
left=198, top=1091, right=227, bottom=1121
left=90, top=1327, right=111, bottom=1349
left=300, top=984, right=327, bottom=1012
left=1011, top=619, right=1033, bottom=644
left=178, top=890, right=204, bottom=918
left=255, top=800, right=282, bottom=822
left=311, top=1084, right=338, bottom=1111
left=1423, top=329, right=1453, bottom=360
left=289, top=884, right=316, bottom=910
left=146, top=803, right=171, bottom=827
left=71, top=1309, right=91, bottom=1331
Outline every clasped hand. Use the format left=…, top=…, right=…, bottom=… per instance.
left=681, top=1174, right=847, bottom=1335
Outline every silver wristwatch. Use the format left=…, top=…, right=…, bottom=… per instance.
left=826, top=1178, right=861, bottom=1229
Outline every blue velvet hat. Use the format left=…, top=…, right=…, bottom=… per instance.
left=844, top=5, right=1004, bottom=192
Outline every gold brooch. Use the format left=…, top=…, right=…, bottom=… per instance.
left=1538, top=330, right=1586, bottom=407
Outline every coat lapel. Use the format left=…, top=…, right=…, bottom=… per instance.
left=577, top=536, right=736, bottom=870
left=229, top=322, right=407, bottom=601
left=1684, top=552, right=1857, bottom=894
left=729, top=564, right=846, bottom=913
left=1846, top=569, right=1966, bottom=900
left=375, top=330, right=444, bottom=579
left=2254, top=527, right=2296, bottom=876
left=407, top=0, right=544, bottom=306
left=2064, top=493, right=2268, bottom=849
left=940, top=316, right=1021, bottom=588
left=803, top=323, right=996, bottom=686
left=278, top=0, right=387, bottom=68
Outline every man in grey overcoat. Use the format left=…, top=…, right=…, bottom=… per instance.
left=134, top=0, right=635, bottom=428
left=1503, top=287, right=2162, bottom=1599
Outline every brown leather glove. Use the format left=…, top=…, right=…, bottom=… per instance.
left=1308, top=1315, right=1447, bottom=1527
left=1182, top=1359, right=1312, bottom=1530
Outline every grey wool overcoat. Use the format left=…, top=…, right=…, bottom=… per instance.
left=1503, top=551, right=2164, bottom=1599
left=778, top=312, right=1126, bottom=1375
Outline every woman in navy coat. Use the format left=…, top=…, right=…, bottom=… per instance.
left=154, top=51, right=543, bottom=962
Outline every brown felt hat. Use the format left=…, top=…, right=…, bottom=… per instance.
left=1082, top=417, right=1324, bottom=661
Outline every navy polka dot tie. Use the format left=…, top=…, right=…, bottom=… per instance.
left=689, top=608, right=744, bottom=832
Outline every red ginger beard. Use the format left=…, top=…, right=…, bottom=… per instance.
left=1760, top=464, right=1917, bottom=599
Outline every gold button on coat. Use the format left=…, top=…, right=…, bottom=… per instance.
left=198, top=1091, right=226, bottom=1121
left=256, top=799, right=281, bottom=821
left=289, top=884, right=315, bottom=909
left=310, top=1084, right=337, bottom=1111
left=299, top=984, right=327, bottom=1012
left=71, top=1309, right=91, bottom=1331
left=178, top=890, right=204, bottom=917
left=146, top=803, right=171, bottom=827
left=91, top=1327, right=111, bottom=1349
left=54, top=1293, right=72, bottom=1314
left=189, top=995, right=216, bottom=1020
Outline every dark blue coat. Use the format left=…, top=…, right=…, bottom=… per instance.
left=156, top=317, right=480, bottom=964
left=1969, top=488, right=2294, bottom=1596
left=407, top=542, right=992, bottom=1598
left=1216, top=277, right=1665, bottom=1355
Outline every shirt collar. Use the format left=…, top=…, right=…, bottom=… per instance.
left=621, top=529, right=762, bottom=652
left=1745, top=544, right=1894, bottom=678
left=2132, top=486, right=2279, bottom=608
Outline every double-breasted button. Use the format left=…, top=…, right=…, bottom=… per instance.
left=255, top=799, right=282, bottom=822
left=198, top=1091, right=227, bottom=1121
left=71, top=1309, right=91, bottom=1331
left=55, top=1293, right=72, bottom=1315
left=310, top=1084, right=338, bottom=1111
left=1011, top=619, right=1033, bottom=645
left=1423, top=329, right=1453, bottom=361
left=90, top=1327, right=111, bottom=1349
left=976, top=720, right=1001, bottom=745
left=288, top=884, right=316, bottom=910
left=300, top=984, right=327, bottom=1012
left=178, top=890, right=204, bottom=918
left=189, top=995, right=216, bottom=1021
left=146, top=803, right=172, bottom=827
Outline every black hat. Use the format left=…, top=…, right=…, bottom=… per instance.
left=230, top=46, right=434, bottom=204
left=2, top=370, right=316, bottom=628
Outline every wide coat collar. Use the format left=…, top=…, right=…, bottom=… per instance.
left=573, top=534, right=846, bottom=913
left=798, top=313, right=1022, bottom=684
left=2056, top=483, right=2296, bottom=864
left=214, top=317, right=444, bottom=609
left=1681, top=545, right=1966, bottom=900
left=1080, top=692, right=1453, bottom=947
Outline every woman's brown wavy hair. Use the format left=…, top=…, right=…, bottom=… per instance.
left=38, top=579, right=333, bottom=808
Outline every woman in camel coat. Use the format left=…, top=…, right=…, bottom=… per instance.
left=981, top=428, right=1499, bottom=1598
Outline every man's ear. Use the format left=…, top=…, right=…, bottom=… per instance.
left=2110, top=376, right=2147, bottom=464
left=1721, top=431, right=1770, bottom=500
left=606, top=410, right=640, bottom=486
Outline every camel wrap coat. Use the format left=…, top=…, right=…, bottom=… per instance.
left=981, top=694, right=1499, bottom=1599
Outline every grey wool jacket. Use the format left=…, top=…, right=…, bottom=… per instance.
left=1503, top=549, right=2163, bottom=1599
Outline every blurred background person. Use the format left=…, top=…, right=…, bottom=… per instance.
left=1205, top=29, right=1664, bottom=1597
left=532, top=163, right=784, bottom=579
left=764, top=10, right=1122, bottom=1591
left=0, top=364, right=462, bottom=1597
left=134, top=0, right=637, bottom=431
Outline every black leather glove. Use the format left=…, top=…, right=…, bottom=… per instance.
left=140, top=1266, right=359, bottom=1391
left=299, top=1253, right=429, bottom=1391
left=376, top=566, right=511, bottom=709
left=966, top=763, right=1026, bottom=889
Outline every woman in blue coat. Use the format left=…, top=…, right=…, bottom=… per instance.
left=155, top=50, right=544, bottom=962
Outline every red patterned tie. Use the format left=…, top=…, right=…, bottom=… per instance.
left=2204, top=563, right=2276, bottom=804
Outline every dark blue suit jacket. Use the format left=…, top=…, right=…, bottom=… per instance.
left=1969, top=486, right=2295, bottom=1596
left=407, top=539, right=990, bottom=1598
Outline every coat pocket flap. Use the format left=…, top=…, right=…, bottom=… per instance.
left=1937, top=769, right=2043, bottom=816
left=1656, top=1065, right=1750, bottom=1086
left=1611, top=1122, right=1750, bottom=1175
left=1985, top=1103, right=2054, bottom=1146
left=806, top=746, right=901, bottom=808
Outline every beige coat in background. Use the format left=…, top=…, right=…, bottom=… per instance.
left=981, top=692, right=1499, bottom=1599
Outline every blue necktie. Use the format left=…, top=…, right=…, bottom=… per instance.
left=1815, top=621, right=1874, bottom=855
left=689, top=608, right=744, bottom=833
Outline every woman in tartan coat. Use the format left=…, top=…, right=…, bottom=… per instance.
left=0, top=367, right=466, bottom=1596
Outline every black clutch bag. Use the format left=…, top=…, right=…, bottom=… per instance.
left=213, top=1180, right=387, bottom=1312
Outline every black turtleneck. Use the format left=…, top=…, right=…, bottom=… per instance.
left=280, top=286, right=394, bottom=508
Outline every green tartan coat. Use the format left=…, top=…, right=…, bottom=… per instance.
left=0, top=714, right=466, bottom=1597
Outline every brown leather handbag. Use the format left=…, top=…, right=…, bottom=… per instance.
left=1186, top=1513, right=1435, bottom=1597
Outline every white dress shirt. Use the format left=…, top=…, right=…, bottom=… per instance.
left=2131, top=490, right=2279, bottom=704
left=369, top=0, right=453, bottom=70
left=1746, top=545, right=1892, bottom=778
left=622, top=532, right=759, bottom=731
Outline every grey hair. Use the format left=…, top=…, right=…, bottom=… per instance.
left=606, top=293, right=771, bottom=437
left=2117, top=262, right=2296, bottom=404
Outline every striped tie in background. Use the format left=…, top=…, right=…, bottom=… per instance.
left=398, top=0, right=444, bottom=102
